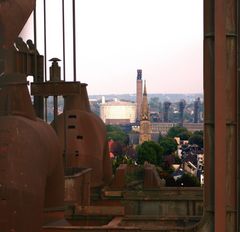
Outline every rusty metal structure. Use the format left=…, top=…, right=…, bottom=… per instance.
left=51, top=83, right=112, bottom=187
left=0, top=1, right=65, bottom=231
left=0, top=0, right=240, bottom=231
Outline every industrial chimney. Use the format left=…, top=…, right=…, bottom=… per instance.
left=179, top=99, right=186, bottom=126
left=136, top=69, right=143, bottom=123
left=163, top=101, right=171, bottom=122
left=194, top=97, right=200, bottom=123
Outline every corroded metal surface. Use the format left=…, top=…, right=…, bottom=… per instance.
left=65, top=168, right=91, bottom=205
left=31, top=81, right=81, bottom=96
left=0, top=0, right=36, bottom=48
left=0, top=73, right=64, bottom=231
left=52, top=83, right=112, bottom=188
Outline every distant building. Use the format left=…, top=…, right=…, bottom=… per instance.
left=136, top=69, right=143, bottom=122
left=194, top=97, right=201, bottom=123
left=139, top=80, right=151, bottom=144
left=100, top=98, right=136, bottom=125
left=130, top=122, right=203, bottom=145
left=151, top=122, right=178, bottom=136
left=151, top=122, right=203, bottom=136
left=183, top=123, right=203, bottom=133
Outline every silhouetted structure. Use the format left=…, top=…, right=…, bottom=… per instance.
left=194, top=97, right=200, bottom=123
left=136, top=69, right=143, bottom=123
left=179, top=99, right=186, bottom=126
left=163, top=101, right=171, bottom=122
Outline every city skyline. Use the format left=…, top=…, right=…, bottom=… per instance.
left=20, top=0, right=203, bottom=95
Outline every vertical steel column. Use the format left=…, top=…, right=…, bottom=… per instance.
left=72, top=0, right=76, bottom=82
left=203, top=0, right=215, bottom=229
left=62, top=0, right=67, bottom=168
left=44, top=96, right=48, bottom=122
left=43, top=0, right=47, bottom=81
left=43, top=0, right=48, bottom=122
left=237, top=0, right=240, bottom=231
left=214, top=0, right=227, bottom=230
left=53, top=96, right=58, bottom=121
left=62, top=0, right=66, bottom=81
left=33, top=2, right=44, bottom=119
left=225, top=0, right=237, bottom=231
left=33, top=7, right=37, bottom=76
left=63, top=96, right=67, bottom=168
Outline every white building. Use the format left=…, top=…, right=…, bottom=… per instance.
left=100, top=99, right=136, bottom=125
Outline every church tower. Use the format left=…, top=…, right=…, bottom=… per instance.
left=139, top=80, right=151, bottom=144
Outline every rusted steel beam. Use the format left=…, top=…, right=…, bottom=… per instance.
left=225, top=0, right=237, bottom=231
left=31, top=81, right=81, bottom=96
left=214, top=0, right=227, bottom=231
left=237, top=0, right=240, bottom=230
left=62, top=0, right=66, bottom=81
left=203, top=1, right=215, bottom=230
left=72, top=0, right=76, bottom=82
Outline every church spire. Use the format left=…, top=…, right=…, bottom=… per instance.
left=139, top=80, right=151, bottom=144
left=143, top=80, right=147, bottom=96
left=141, top=80, right=149, bottom=120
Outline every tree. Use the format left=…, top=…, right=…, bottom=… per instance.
left=189, top=132, right=203, bottom=148
left=167, top=126, right=192, bottom=140
left=193, top=130, right=203, bottom=137
left=106, top=125, right=128, bottom=145
left=112, top=155, right=135, bottom=174
left=159, top=137, right=178, bottom=156
left=136, top=141, right=164, bottom=166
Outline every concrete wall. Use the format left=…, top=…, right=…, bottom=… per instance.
left=122, top=188, right=203, bottom=217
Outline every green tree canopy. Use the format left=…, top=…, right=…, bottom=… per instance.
left=167, top=126, right=192, bottom=140
left=136, top=141, right=164, bottom=166
left=106, top=125, right=128, bottom=145
left=193, top=130, right=203, bottom=137
left=189, top=131, right=203, bottom=148
left=159, top=137, right=178, bottom=156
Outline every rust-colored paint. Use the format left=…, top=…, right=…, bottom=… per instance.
left=237, top=0, right=240, bottom=229
left=203, top=0, right=215, bottom=230
left=225, top=0, right=237, bottom=230
left=0, top=0, right=240, bottom=231
left=52, top=83, right=112, bottom=188
left=0, top=0, right=36, bottom=48
left=0, top=73, right=64, bottom=231
left=214, top=0, right=227, bottom=231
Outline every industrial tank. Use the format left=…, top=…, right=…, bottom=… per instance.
left=0, top=74, right=64, bottom=231
left=52, top=83, right=112, bottom=187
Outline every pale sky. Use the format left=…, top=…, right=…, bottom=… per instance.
left=20, top=0, right=203, bottom=95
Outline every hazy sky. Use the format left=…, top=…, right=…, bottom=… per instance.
left=20, top=0, right=203, bottom=95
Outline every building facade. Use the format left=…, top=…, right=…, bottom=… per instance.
left=100, top=99, right=136, bottom=125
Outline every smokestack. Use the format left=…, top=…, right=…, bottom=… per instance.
left=194, top=97, right=200, bottom=123
left=163, top=101, right=171, bottom=122
left=136, top=69, right=143, bottom=123
left=137, top=69, right=142, bottom=80
left=179, top=99, right=186, bottom=126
